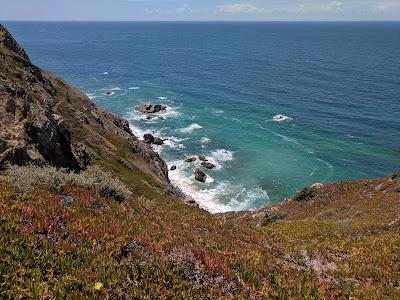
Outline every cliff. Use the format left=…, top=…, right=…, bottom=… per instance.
left=0, top=24, right=177, bottom=197
left=0, top=25, right=399, bottom=299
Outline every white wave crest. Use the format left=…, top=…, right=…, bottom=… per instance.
left=128, top=86, right=140, bottom=90
left=272, top=114, right=293, bottom=122
left=211, top=149, right=234, bottom=162
left=179, top=123, right=203, bottom=133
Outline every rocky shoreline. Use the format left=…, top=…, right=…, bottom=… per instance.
left=135, top=102, right=217, bottom=184
left=0, top=24, right=200, bottom=206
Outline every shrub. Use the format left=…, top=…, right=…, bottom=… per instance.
left=391, top=171, right=400, bottom=180
left=293, top=187, right=317, bottom=202
left=3, top=164, right=131, bottom=202
left=263, top=212, right=287, bottom=226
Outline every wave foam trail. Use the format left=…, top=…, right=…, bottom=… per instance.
left=128, top=86, right=140, bottom=90
left=211, top=149, right=234, bottom=162
left=179, top=123, right=203, bottom=133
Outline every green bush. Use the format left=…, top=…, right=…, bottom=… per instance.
left=3, top=164, right=131, bottom=202
left=293, top=187, right=317, bottom=202
left=391, top=171, right=400, bottom=180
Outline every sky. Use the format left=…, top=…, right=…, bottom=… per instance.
left=0, top=0, right=400, bottom=21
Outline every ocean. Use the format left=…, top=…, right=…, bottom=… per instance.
left=4, top=21, right=400, bottom=213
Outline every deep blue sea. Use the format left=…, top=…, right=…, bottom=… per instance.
left=4, top=22, right=400, bottom=212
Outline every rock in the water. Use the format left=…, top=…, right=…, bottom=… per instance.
left=143, top=134, right=155, bottom=144
left=170, top=165, right=177, bottom=171
left=185, top=157, right=197, bottom=163
left=201, top=162, right=216, bottom=170
left=135, top=103, right=167, bottom=114
left=195, top=168, right=207, bottom=183
left=146, top=114, right=164, bottom=121
left=143, top=134, right=164, bottom=145
left=199, top=155, right=208, bottom=162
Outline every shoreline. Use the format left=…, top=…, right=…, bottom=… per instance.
left=127, top=103, right=262, bottom=214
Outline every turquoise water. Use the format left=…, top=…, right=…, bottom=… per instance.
left=5, top=22, right=400, bottom=212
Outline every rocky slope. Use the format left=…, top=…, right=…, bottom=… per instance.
left=0, top=24, right=399, bottom=299
left=0, top=24, right=174, bottom=193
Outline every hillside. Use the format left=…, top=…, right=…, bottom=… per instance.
left=0, top=24, right=399, bottom=299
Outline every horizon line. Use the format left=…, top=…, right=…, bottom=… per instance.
left=2, top=19, right=400, bottom=23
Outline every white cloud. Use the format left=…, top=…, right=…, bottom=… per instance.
left=177, top=4, right=193, bottom=14
left=298, top=1, right=344, bottom=13
left=377, top=1, right=400, bottom=11
left=327, top=1, right=344, bottom=12
left=145, top=8, right=162, bottom=15
left=216, top=3, right=268, bottom=14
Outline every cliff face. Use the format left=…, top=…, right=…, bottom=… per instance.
left=0, top=24, right=170, bottom=185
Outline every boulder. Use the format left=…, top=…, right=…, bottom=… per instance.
left=143, top=134, right=164, bottom=145
left=135, top=103, right=167, bottom=114
left=185, top=157, right=197, bottom=163
left=143, top=134, right=155, bottom=144
left=199, top=155, right=208, bottom=162
left=195, top=168, right=207, bottom=183
left=201, top=162, right=216, bottom=170
left=170, top=165, right=177, bottom=171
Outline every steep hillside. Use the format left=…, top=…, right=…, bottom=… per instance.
left=0, top=24, right=399, bottom=299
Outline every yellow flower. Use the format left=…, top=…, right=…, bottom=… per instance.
left=94, top=282, right=103, bottom=290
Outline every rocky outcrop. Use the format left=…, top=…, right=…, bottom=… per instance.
left=0, top=26, right=83, bottom=170
left=0, top=24, right=29, bottom=61
left=195, top=168, right=207, bottom=183
left=135, top=103, right=167, bottom=114
left=130, top=139, right=170, bottom=183
left=185, top=157, right=197, bottom=163
left=143, top=134, right=164, bottom=145
left=0, top=24, right=172, bottom=186
left=201, top=162, right=216, bottom=170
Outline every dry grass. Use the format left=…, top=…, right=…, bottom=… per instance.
left=3, top=165, right=131, bottom=202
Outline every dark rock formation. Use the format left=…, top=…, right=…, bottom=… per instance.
left=0, top=25, right=83, bottom=170
left=146, top=114, right=164, bottom=121
left=185, top=157, right=197, bottom=163
left=135, top=103, right=167, bottom=114
left=199, top=156, right=208, bottom=162
left=170, top=165, right=177, bottom=171
left=143, top=134, right=164, bottom=145
left=195, top=168, right=207, bottom=183
left=201, top=162, right=216, bottom=170
left=0, top=24, right=29, bottom=61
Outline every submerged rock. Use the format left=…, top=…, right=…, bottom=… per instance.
left=146, top=114, right=164, bottom=121
left=199, top=155, right=208, bottom=162
left=195, top=168, right=207, bottom=183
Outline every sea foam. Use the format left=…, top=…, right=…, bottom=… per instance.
left=179, top=123, right=203, bottom=133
